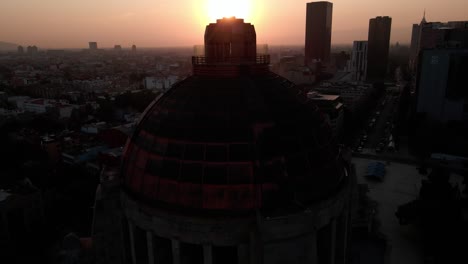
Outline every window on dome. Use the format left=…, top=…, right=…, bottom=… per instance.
left=229, top=144, right=251, bottom=161
left=180, top=163, right=203, bottom=183
left=203, top=165, right=228, bottom=184
left=166, top=142, right=184, bottom=158
left=263, top=160, right=285, bottom=183
left=184, top=144, right=205, bottom=161
left=161, top=160, right=180, bottom=180
left=152, top=139, right=168, bottom=156
left=205, top=144, right=227, bottom=162
left=228, top=165, right=252, bottom=184
left=146, top=158, right=163, bottom=176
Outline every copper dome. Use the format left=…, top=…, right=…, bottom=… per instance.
left=121, top=18, right=345, bottom=213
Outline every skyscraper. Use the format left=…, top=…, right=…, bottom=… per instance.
left=366, top=16, right=392, bottom=82
left=409, top=13, right=427, bottom=71
left=89, top=42, right=98, bottom=50
left=417, top=49, right=468, bottom=123
left=409, top=17, right=468, bottom=72
left=305, top=1, right=333, bottom=66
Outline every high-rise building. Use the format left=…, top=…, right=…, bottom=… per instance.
left=366, top=16, right=392, bottom=82
left=89, top=42, right=98, bottom=50
left=131, top=44, right=137, bottom=53
left=26, top=45, right=38, bottom=55
left=350, top=41, right=368, bottom=82
left=305, top=1, right=333, bottom=66
left=409, top=13, right=427, bottom=71
left=416, top=49, right=468, bottom=123
left=17, top=45, right=24, bottom=54
left=114, top=45, right=122, bottom=51
left=93, top=17, right=355, bottom=264
left=409, top=17, right=468, bottom=72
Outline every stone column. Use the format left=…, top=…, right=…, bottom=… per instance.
left=249, top=231, right=263, bottom=264
left=172, top=240, right=181, bottom=264
left=127, top=220, right=137, bottom=264
left=147, top=231, right=155, bottom=264
left=306, top=230, right=318, bottom=264
left=330, top=218, right=337, bottom=264
left=203, top=245, right=213, bottom=264
left=1, top=212, right=9, bottom=240
left=238, top=244, right=250, bottom=264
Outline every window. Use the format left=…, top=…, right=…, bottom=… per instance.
left=166, top=142, right=184, bottom=158
left=180, top=242, right=203, bottom=264
left=161, top=160, right=180, bottom=180
left=213, top=246, right=238, bottom=264
left=204, top=165, right=228, bottom=184
left=152, top=139, right=168, bottom=156
left=153, top=235, right=173, bottom=264
left=317, top=221, right=332, bottom=264
left=134, top=226, right=149, bottom=264
left=146, top=158, right=163, bottom=176
left=229, top=144, right=251, bottom=161
left=180, top=163, right=203, bottom=183
left=228, top=165, right=252, bottom=184
left=206, top=145, right=227, bottom=162
left=184, top=144, right=205, bottom=161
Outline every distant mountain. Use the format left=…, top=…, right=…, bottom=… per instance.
left=0, top=41, right=20, bottom=51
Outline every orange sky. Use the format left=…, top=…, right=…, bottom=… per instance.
left=1, top=0, right=467, bottom=48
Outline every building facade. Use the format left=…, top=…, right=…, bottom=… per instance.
left=366, top=16, right=392, bottom=82
left=305, top=1, right=333, bottom=66
left=409, top=19, right=468, bottom=72
left=350, top=41, right=368, bottom=82
left=89, top=42, right=98, bottom=50
left=416, top=49, right=468, bottom=123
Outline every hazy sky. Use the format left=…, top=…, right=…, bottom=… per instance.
left=1, top=0, right=467, bottom=48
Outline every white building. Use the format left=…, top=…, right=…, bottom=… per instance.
left=144, top=76, right=179, bottom=92
left=350, top=41, right=368, bottom=82
left=23, top=98, right=76, bottom=118
left=8, top=96, right=31, bottom=109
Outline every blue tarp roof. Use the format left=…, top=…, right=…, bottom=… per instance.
left=366, top=161, right=386, bottom=179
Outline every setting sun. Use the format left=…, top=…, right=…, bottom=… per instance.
left=206, top=0, right=253, bottom=22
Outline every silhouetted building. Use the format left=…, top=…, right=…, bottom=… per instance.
left=89, top=42, right=98, bottom=50
left=26, top=45, right=38, bottom=55
left=131, top=44, right=137, bottom=53
left=416, top=48, right=468, bottom=123
left=114, top=45, right=122, bottom=51
left=350, top=41, right=368, bottom=82
left=308, top=92, right=344, bottom=138
left=409, top=17, right=468, bottom=72
left=93, top=17, right=356, bottom=264
left=17, top=45, right=24, bottom=54
left=0, top=180, right=44, bottom=260
left=367, top=16, right=392, bottom=82
left=409, top=13, right=427, bottom=71
left=305, top=1, right=333, bottom=66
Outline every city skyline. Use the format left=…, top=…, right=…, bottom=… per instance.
left=1, top=0, right=467, bottom=49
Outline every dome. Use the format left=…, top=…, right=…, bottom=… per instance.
left=121, top=18, right=345, bottom=213
left=122, top=72, right=345, bottom=212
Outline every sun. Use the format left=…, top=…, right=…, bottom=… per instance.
left=206, top=0, right=253, bottom=22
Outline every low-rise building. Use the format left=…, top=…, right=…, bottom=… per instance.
left=308, top=92, right=345, bottom=138
left=23, top=98, right=76, bottom=118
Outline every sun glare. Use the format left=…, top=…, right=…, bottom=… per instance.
left=206, top=0, right=253, bottom=22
